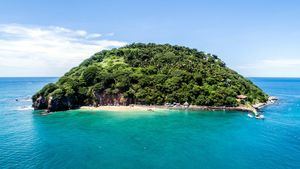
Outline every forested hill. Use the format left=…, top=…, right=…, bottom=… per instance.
left=32, top=43, right=268, bottom=112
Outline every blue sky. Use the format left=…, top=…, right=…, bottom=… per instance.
left=0, top=0, right=300, bottom=77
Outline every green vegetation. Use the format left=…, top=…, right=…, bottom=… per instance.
left=33, top=43, right=268, bottom=111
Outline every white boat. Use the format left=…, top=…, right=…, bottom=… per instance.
left=255, top=114, right=265, bottom=119
left=247, top=114, right=254, bottom=118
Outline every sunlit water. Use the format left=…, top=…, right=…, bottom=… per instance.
left=0, top=77, right=299, bottom=169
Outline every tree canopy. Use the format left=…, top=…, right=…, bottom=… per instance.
left=33, top=43, right=268, bottom=111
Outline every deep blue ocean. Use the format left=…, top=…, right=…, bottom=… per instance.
left=0, top=77, right=299, bottom=169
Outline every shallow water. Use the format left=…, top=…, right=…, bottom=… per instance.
left=0, top=77, right=299, bottom=169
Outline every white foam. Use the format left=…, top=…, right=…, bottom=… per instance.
left=16, top=106, right=34, bottom=111
left=23, top=98, right=32, bottom=102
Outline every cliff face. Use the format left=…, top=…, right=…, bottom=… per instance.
left=32, top=43, right=268, bottom=112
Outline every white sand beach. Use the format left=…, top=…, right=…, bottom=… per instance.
left=80, top=105, right=168, bottom=112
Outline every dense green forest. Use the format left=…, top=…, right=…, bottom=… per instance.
left=32, top=43, right=268, bottom=111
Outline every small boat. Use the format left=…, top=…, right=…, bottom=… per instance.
left=255, top=114, right=265, bottom=119
left=247, top=114, right=254, bottom=118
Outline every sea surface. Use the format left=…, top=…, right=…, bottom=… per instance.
left=0, top=77, right=299, bottom=169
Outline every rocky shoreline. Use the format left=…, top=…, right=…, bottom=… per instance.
left=34, top=95, right=277, bottom=116
left=80, top=97, right=278, bottom=116
left=186, top=96, right=277, bottom=115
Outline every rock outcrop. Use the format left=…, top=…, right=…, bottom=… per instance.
left=32, top=96, right=48, bottom=110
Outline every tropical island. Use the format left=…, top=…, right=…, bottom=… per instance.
left=32, top=43, right=273, bottom=115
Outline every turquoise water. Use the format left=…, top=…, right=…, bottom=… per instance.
left=0, top=77, right=299, bottom=169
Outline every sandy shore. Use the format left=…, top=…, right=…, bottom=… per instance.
left=80, top=105, right=168, bottom=112
left=80, top=104, right=258, bottom=114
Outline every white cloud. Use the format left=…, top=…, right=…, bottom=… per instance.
left=105, top=32, right=115, bottom=36
left=262, top=59, right=300, bottom=68
left=237, top=59, right=300, bottom=77
left=0, top=24, right=127, bottom=76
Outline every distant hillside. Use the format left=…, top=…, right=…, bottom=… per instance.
left=32, top=43, right=268, bottom=111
